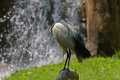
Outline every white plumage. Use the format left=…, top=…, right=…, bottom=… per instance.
left=52, top=23, right=75, bottom=51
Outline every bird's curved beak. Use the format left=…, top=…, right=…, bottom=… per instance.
left=49, top=26, right=52, bottom=32
left=49, top=24, right=54, bottom=33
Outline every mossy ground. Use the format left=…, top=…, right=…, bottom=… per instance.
left=6, top=56, right=120, bottom=80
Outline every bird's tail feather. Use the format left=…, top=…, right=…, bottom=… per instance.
left=75, top=45, right=91, bottom=62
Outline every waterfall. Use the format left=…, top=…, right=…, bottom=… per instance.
left=0, top=0, right=83, bottom=69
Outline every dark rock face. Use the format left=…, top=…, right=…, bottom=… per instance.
left=0, top=0, right=14, bottom=63
left=56, top=68, right=79, bottom=80
left=0, top=0, right=14, bottom=17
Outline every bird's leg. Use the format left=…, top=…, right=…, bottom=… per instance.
left=67, top=48, right=71, bottom=69
left=63, top=49, right=69, bottom=70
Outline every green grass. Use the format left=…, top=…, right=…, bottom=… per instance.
left=6, top=57, right=120, bottom=80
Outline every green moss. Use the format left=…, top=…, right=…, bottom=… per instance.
left=6, top=57, right=120, bottom=80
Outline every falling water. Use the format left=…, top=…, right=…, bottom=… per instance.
left=0, top=0, right=84, bottom=77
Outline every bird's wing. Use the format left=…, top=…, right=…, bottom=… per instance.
left=73, top=31, right=84, bottom=46
left=68, top=25, right=85, bottom=46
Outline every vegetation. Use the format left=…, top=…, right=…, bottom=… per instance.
left=6, top=55, right=120, bottom=80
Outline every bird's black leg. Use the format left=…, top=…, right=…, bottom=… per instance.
left=63, top=50, right=69, bottom=69
left=67, top=48, right=71, bottom=69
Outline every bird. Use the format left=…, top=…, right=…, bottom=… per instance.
left=51, top=22, right=91, bottom=69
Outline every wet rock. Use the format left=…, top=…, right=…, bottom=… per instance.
left=56, top=68, right=79, bottom=80
left=0, top=63, right=9, bottom=79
